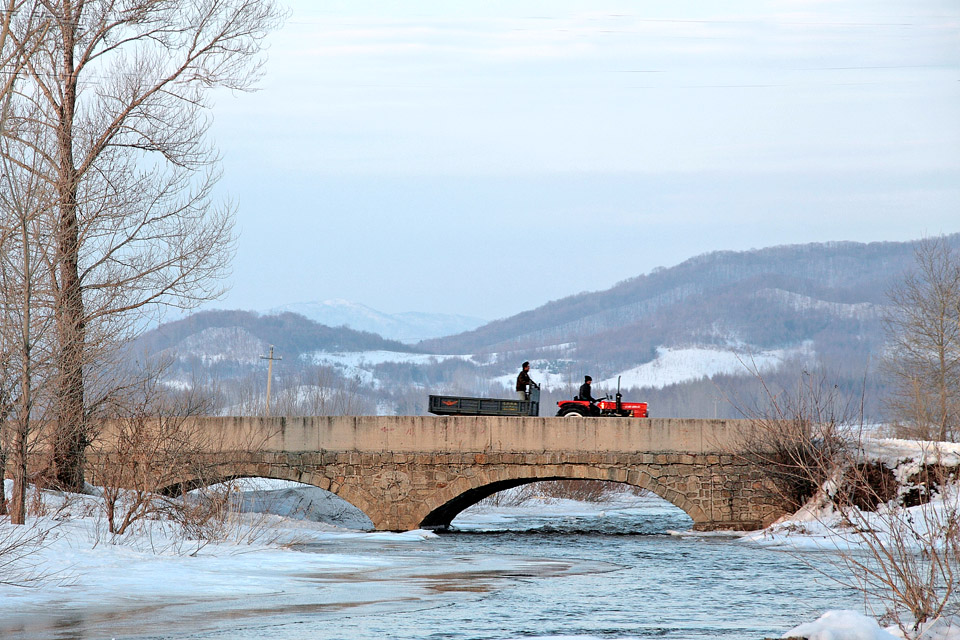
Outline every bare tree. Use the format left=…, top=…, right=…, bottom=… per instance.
left=0, top=1, right=54, bottom=524
left=0, top=518, right=56, bottom=586
left=734, top=369, right=853, bottom=512
left=884, top=236, right=960, bottom=441
left=837, top=456, right=960, bottom=633
left=0, top=0, right=42, bottom=115
left=1, top=0, right=284, bottom=490
left=0, top=0, right=20, bottom=521
left=740, top=370, right=960, bottom=634
left=0, top=128, right=58, bottom=525
left=93, top=408, right=204, bottom=536
left=88, top=365, right=222, bottom=536
left=85, top=363, right=282, bottom=547
left=233, top=365, right=374, bottom=417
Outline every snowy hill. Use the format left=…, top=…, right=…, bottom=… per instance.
left=130, top=235, right=959, bottom=418
left=421, top=238, right=936, bottom=360
left=131, top=310, right=420, bottom=382
left=265, top=299, right=485, bottom=343
left=419, top=236, right=960, bottom=401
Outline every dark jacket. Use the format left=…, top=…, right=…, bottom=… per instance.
left=579, top=382, right=598, bottom=403
left=516, top=370, right=535, bottom=392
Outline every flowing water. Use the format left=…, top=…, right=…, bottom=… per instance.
left=2, top=496, right=863, bottom=640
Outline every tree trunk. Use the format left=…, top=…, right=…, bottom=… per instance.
left=10, top=208, right=34, bottom=524
left=0, top=439, right=6, bottom=516
left=52, top=11, right=86, bottom=492
left=8, top=416, right=26, bottom=524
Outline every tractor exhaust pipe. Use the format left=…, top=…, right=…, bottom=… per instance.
left=616, top=375, right=622, bottom=414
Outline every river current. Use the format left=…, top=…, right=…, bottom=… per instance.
left=4, top=495, right=863, bottom=640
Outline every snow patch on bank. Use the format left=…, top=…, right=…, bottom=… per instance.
left=783, top=610, right=900, bottom=639
left=745, top=437, right=960, bottom=638
left=0, top=484, right=433, bottom=615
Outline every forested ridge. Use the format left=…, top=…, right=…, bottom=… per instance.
left=131, top=235, right=960, bottom=419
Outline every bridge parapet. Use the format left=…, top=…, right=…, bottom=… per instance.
left=178, top=416, right=761, bottom=455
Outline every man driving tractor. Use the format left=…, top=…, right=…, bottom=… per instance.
left=577, top=375, right=602, bottom=415
left=578, top=375, right=598, bottom=403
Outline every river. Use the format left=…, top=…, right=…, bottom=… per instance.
left=1, top=494, right=862, bottom=640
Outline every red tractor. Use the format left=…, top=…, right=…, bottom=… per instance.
left=555, top=377, right=648, bottom=418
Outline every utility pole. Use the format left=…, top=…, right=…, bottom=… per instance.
left=259, top=345, right=282, bottom=417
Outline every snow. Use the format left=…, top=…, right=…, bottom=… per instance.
left=313, top=351, right=575, bottom=393
left=861, top=438, right=960, bottom=482
left=782, top=612, right=960, bottom=640
left=4, top=482, right=666, bottom=639
left=0, top=483, right=435, bottom=614
left=757, top=288, right=882, bottom=320
left=782, top=610, right=900, bottom=639
left=491, top=365, right=576, bottom=391
left=306, top=349, right=471, bottom=368
left=305, top=349, right=477, bottom=385
left=6, top=437, right=960, bottom=639
left=0, top=484, right=658, bottom=620
left=744, top=438, right=960, bottom=553
left=915, top=618, right=960, bottom=640
left=301, top=343, right=815, bottom=396
left=171, top=326, right=268, bottom=366
left=601, top=343, right=814, bottom=390
left=487, top=345, right=814, bottom=393
left=741, top=436, right=960, bottom=639
left=301, top=349, right=475, bottom=389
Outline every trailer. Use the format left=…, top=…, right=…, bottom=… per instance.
left=428, top=386, right=540, bottom=417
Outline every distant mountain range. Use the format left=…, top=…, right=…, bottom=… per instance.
left=135, top=234, right=960, bottom=418
left=133, top=310, right=419, bottom=380
left=264, top=299, right=485, bottom=343
left=421, top=237, right=960, bottom=372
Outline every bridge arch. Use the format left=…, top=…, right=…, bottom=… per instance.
left=157, top=464, right=377, bottom=530
left=417, top=464, right=708, bottom=531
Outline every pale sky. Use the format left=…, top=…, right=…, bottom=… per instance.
left=206, top=0, right=960, bottom=321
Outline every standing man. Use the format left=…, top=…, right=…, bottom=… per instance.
left=516, top=361, right=538, bottom=400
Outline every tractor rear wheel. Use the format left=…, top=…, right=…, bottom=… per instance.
left=558, top=406, right=588, bottom=417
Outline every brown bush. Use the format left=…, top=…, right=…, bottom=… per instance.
left=839, top=463, right=898, bottom=511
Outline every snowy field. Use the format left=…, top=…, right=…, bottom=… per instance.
left=302, top=342, right=817, bottom=396
left=599, top=344, right=813, bottom=390
left=304, top=350, right=475, bottom=386
left=306, top=350, right=475, bottom=369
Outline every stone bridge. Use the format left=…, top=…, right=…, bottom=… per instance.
left=86, top=416, right=789, bottom=531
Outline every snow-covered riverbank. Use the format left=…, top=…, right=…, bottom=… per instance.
left=3, top=438, right=960, bottom=639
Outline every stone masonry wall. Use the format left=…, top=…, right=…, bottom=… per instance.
left=79, top=416, right=792, bottom=532
left=108, top=449, right=788, bottom=531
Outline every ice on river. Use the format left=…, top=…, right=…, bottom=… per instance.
left=0, top=480, right=638, bottom=639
